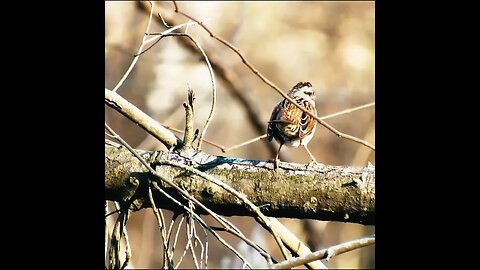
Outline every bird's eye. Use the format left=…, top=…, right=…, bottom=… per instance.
left=304, top=90, right=313, bottom=96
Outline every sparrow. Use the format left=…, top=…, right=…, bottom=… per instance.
left=267, top=81, right=318, bottom=168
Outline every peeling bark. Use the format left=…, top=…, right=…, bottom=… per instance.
left=105, top=142, right=375, bottom=225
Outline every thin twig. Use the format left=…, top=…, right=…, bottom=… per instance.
left=157, top=203, right=170, bottom=266
left=216, top=215, right=242, bottom=235
left=138, top=20, right=201, bottom=56
left=205, top=241, right=209, bottom=269
left=108, top=217, right=121, bottom=269
left=271, top=235, right=375, bottom=269
left=196, top=235, right=205, bottom=268
left=172, top=215, right=185, bottom=260
left=157, top=10, right=173, bottom=28
left=112, top=1, right=154, bottom=93
left=105, top=202, right=109, bottom=264
left=152, top=177, right=272, bottom=265
left=266, top=218, right=327, bottom=270
left=154, top=183, right=254, bottom=269
left=172, top=1, right=374, bottom=151
left=320, top=102, right=375, bottom=120
left=195, top=219, right=252, bottom=269
left=187, top=203, right=200, bottom=269
left=115, top=202, right=132, bottom=270
left=105, top=209, right=121, bottom=218
left=194, top=36, right=216, bottom=151
left=175, top=203, right=199, bottom=269
left=192, top=218, right=252, bottom=269
left=160, top=159, right=291, bottom=260
left=120, top=221, right=132, bottom=270
left=185, top=19, right=192, bottom=34
left=185, top=210, right=200, bottom=269
left=109, top=203, right=125, bottom=269
left=152, top=180, right=253, bottom=269
left=192, top=226, right=206, bottom=268
left=222, top=134, right=267, bottom=153
left=147, top=185, right=173, bottom=268
left=139, top=31, right=217, bottom=151
left=198, top=224, right=209, bottom=269
left=166, top=213, right=179, bottom=261
left=175, top=216, right=192, bottom=268
left=162, top=124, right=226, bottom=151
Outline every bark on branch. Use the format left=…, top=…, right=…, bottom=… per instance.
left=105, top=88, right=183, bottom=149
left=105, top=142, right=375, bottom=225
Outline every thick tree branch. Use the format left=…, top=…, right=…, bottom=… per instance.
left=105, top=142, right=375, bottom=225
left=105, top=88, right=183, bottom=149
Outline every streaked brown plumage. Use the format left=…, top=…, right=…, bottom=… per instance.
left=268, top=82, right=318, bottom=168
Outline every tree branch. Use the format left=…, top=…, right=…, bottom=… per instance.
left=105, top=141, right=375, bottom=225
left=112, top=1, right=154, bottom=93
left=267, top=218, right=327, bottom=269
left=105, top=88, right=183, bottom=149
left=271, top=235, right=375, bottom=269
left=105, top=128, right=271, bottom=266
left=182, top=87, right=195, bottom=149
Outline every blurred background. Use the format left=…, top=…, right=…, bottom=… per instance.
left=106, top=1, right=374, bottom=268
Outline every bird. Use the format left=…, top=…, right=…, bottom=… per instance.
left=267, top=81, right=318, bottom=168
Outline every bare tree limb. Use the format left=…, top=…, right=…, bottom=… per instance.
left=104, top=129, right=273, bottom=266
left=105, top=141, right=375, bottom=225
left=271, top=235, right=375, bottom=269
left=105, top=88, right=183, bottom=149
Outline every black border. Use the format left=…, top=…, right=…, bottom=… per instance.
left=11, top=2, right=106, bottom=266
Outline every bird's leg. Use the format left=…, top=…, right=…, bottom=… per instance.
left=273, top=144, right=283, bottom=169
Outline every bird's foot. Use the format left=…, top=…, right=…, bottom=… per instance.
left=270, top=158, right=280, bottom=169
left=307, top=160, right=320, bottom=168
